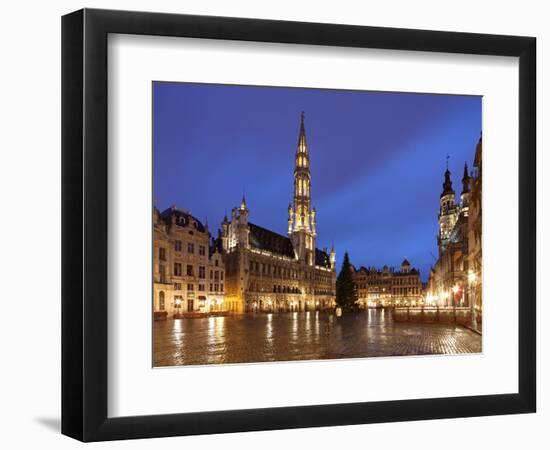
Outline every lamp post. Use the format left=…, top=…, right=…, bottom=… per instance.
left=452, top=284, right=459, bottom=299
left=468, top=270, right=477, bottom=331
left=174, top=297, right=181, bottom=318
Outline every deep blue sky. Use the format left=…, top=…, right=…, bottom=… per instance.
left=153, top=82, right=481, bottom=281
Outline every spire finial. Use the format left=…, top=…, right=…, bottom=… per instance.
left=240, top=190, right=247, bottom=210
left=297, top=111, right=307, bottom=151
left=446, top=154, right=450, bottom=170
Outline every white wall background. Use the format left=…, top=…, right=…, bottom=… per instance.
left=0, top=1, right=545, bottom=448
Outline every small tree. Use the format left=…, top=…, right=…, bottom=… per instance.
left=336, top=252, right=358, bottom=311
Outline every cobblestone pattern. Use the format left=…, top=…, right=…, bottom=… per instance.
left=153, top=309, right=482, bottom=367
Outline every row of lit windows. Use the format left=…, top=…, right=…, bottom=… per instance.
left=247, top=283, right=301, bottom=294
left=249, top=261, right=299, bottom=279
left=315, top=274, right=331, bottom=284
left=355, top=283, right=419, bottom=293
left=172, top=283, right=224, bottom=292
left=393, top=287, right=419, bottom=295
left=160, top=241, right=206, bottom=257
left=156, top=286, right=225, bottom=312
left=273, top=285, right=301, bottom=294
left=355, top=278, right=419, bottom=288
left=314, top=290, right=334, bottom=296
left=394, top=277, right=419, bottom=285
left=160, top=263, right=224, bottom=280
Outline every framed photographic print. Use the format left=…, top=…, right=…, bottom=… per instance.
left=62, top=8, right=536, bottom=441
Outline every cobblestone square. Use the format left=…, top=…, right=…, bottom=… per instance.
left=154, top=309, right=482, bottom=367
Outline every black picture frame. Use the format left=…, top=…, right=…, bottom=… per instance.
left=62, top=8, right=536, bottom=442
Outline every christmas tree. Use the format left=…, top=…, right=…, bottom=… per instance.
left=336, top=252, right=358, bottom=311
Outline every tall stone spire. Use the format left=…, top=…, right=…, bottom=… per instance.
left=290, top=112, right=315, bottom=265
left=292, top=111, right=312, bottom=231
left=438, top=159, right=458, bottom=254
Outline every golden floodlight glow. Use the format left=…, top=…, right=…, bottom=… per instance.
left=468, top=270, right=477, bottom=284
left=452, top=285, right=459, bottom=294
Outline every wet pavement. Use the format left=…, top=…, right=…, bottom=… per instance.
left=153, top=309, right=482, bottom=367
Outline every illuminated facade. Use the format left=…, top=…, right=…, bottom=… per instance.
left=220, top=113, right=337, bottom=313
left=153, top=207, right=225, bottom=317
left=467, top=137, right=482, bottom=316
left=427, top=136, right=482, bottom=313
left=353, top=259, right=422, bottom=307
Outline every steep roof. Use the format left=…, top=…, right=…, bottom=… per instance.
left=248, top=222, right=332, bottom=268
left=315, top=248, right=331, bottom=268
left=248, top=223, right=295, bottom=258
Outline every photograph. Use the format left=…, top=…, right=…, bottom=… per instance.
left=152, top=82, right=483, bottom=367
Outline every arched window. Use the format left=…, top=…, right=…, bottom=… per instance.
left=159, top=291, right=165, bottom=310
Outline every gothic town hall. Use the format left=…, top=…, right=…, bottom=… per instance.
left=220, top=113, right=337, bottom=313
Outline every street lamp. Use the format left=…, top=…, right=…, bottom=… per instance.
left=468, top=270, right=477, bottom=330
left=451, top=285, right=459, bottom=307
left=453, top=284, right=460, bottom=306
left=174, top=298, right=181, bottom=318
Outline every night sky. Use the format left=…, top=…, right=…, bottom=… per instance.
left=153, top=82, right=481, bottom=281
